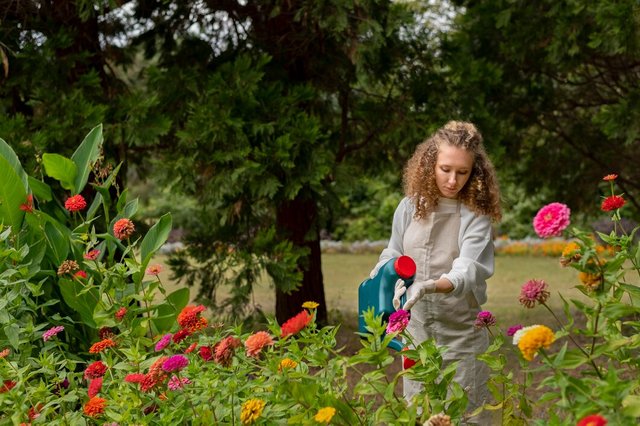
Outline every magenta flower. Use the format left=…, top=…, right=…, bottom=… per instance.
left=162, top=355, right=189, bottom=372
left=167, top=375, right=191, bottom=391
left=155, top=333, right=172, bottom=352
left=507, top=325, right=524, bottom=337
left=533, top=202, right=571, bottom=238
left=519, top=279, right=550, bottom=308
left=474, top=311, right=496, bottom=328
left=43, top=326, right=65, bottom=341
left=386, top=310, right=410, bottom=334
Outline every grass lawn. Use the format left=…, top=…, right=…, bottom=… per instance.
left=159, top=253, right=587, bottom=332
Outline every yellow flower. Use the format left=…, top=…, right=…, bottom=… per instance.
left=240, top=399, right=265, bottom=425
left=314, top=406, right=336, bottom=423
left=561, top=241, right=580, bottom=258
left=278, top=358, right=298, bottom=371
left=578, top=271, right=603, bottom=291
left=517, top=325, right=555, bottom=361
left=302, top=301, right=319, bottom=309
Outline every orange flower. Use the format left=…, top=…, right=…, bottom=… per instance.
left=83, top=396, right=106, bottom=417
left=64, top=194, right=87, bottom=212
left=146, top=264, right=163, bottom=276
left=113, top=218, right=135, bottom=240
left=88, top=338, right=116, bottom=354
left=280, top=310, right=312, bottom=338
left=579, top=272, right=603, bottom=291
left=177, top=305, right=208, bottom=333
left=0, top=348, right=9, bottom=358
left=602, top=174, right=617, bottom=181
left=244, top=331, right=274, bottom=357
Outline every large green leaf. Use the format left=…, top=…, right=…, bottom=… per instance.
left=0, top=138, right=28, bottom=190
left=71, top=124, right=103, bottom=194
left=151, top=287, right=189, bottom=333
left=42, top=153, right=77, bottom=192
left=43, top=218, right=70, bottom=266
left=0, top=156, right=27, bottom=232
left=59, top=277, right=99, bottom=328
left=27, top=176, right=52, bottom=202
left=140, top=213, right=172, bottom=267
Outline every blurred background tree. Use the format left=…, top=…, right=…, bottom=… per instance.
left=1, top=0, right=638, bottom=323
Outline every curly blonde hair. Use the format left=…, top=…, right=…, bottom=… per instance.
left=403, top=121, right=502, bottom=221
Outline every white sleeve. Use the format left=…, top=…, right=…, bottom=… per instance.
left=372, top=198, right=412, bottom=273
left=440, top=212, right=494, bottom=305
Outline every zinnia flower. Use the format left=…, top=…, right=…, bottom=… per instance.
left=88, top=377, right=103, bottom=398
left=115, top=307, right=127, bottom=321
left=278, top=358, right=298, bottom=371
left=245, top=331, right=274, bottom=357
left=474, top=310, right=496, bottom=328
left=98, top=327, right=115, bottom=340
left=173, top=329, right=191, bottom=344
left=185, top=342, right=197, bottom=354
left=302, top=301, right=319, bottom=309
left=506, top=325, right=523, bottom=337
left=280, top=310, right=312, bottom=338
left=214, top=336, right=242, bottom=367
left=601, top=195, right=625, bottom=212
left=402, top=347, right=417, bottom=369
left=199, top=346, right=213, bottom=361
left=146, top=264, right=163, bottom=276
left=177, top=305, right=208, bottom=333
left=517, top=325, right=555, bottom=361
left=602, top=174, right=617, bottom=182
left=0, top=348, right=9, bottom=358
left=43, top=325, right=65, bottom=341
left=578, top=272, right=603, bottom=291
left=57, top=260, right=79, bottom=276
left=113, top=218, right=135, bottom=240
left=20, top=194, right=34, bottom=213
left=124, top=373, right=146, bottom=383
left=519, top=279, right=550, bottom=308
left=65, top=194, right=87, bottom=212
left=84, top=249, right=101, bottom=260
left=0, top=380, right=16, bottom=393
left=83, top=396, right=106, bottom=417
left=89, top=338, right=116, bottom=354
left=314, top=407, right=336, bottom=424
left=74, top=270, right=87, bottom=279
left=167, top=375, right=191, bottom=391
left=240, top=399, right=265, bottom=425
left=28, top=403, right=43, bottom=420
left=533, top=202, right=571, bottom=238
left=426, top=413, right=452, bottom=426
left=84, top=361, right=107, bottom=380
left=155, top=333, right=172, bottom=352
left=577, top=414, right=607, bottom=426
left=560, top=242, right=582, bottom=266
left=162, top=355, right=189, bottom=372
left=386, top=309, right=410, bottom=334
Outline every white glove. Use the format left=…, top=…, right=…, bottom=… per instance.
left=392, top=279, right=407, bottom=310
left=402, top=279, right=436, bottom=311
left=369, top=260, right=386, bottom=279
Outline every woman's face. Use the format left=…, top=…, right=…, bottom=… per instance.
left=434, top=144, right=474, bottom=199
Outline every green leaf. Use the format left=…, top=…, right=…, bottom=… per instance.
left=151, top=287, right=189, bottom=333
left=71, top=124, right=103, bottom=194
left=43, top=219, right=70, bottom=266
left=0, top=156, right=27, bottom=232
left=4, top=323, right=20, bottom=349
left=28, top=176, right=52, bottom=202
left=58, top=278, right=99, bottom=328
left=42, top=153, right=78, bottom=191
left=0, top=138, right=28, bottom=190
left=140, top=213, right=172, bottom=267
left=622, top=395, right=640, bottom=417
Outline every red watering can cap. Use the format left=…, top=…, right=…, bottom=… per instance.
left=394, top=256, right=416, bottom=279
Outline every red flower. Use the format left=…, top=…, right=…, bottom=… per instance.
left=89, top=338, right=116, bottom=354
left=28, top=403, right=44, bottom=421
left=113, top=218, right=135, bottom=240
left=177, top=305, right=208, bottom=333
left=20, top=194, right=34, bottom=213
left=199, top=346, right=213, bottom=361
left=115, top=307, right=127, bottom=321
left=280, top=310, right=312, bottom=338
left=98, top=327, right=115, bottom=340
left=184, top=342, right=198, bottom=354
left=577, top=414, right=607, bottom=426
left=124, top=373, right=146, bottom=383
left=0, top=380, right=16, bottom=393
left=401, top=347, right=417, bottom=369
left=88, top=377, right=103, bottom=398
left=83, top=396, right=106, bottom=417
left=84, top=361, right=107, bottom=380
left=172, top=329, right=191, bottom=344
left=214, top=336, right=242, bottom=367
left=83, top=249, right=101, bottom=260
left=74, top=270, right=87, bottom=279
left=601, top=195, right=625, bottom=212
left=602, top=174, right=617, bottom=181
left=65, top=194, right=87, bottom=212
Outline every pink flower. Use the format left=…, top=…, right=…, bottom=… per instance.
left=519, top=279, right=550, bottom=308
left=533, top=202, right=571, bottom=238
left=386, top=310, right=410, bottom=334
left=64, top=194, right=87, bottom=212
left=84, top=249, right=101, bottom=260
left=507, top=325, right=523, bottom=337
left=115, top=307, right=127, bottom=321
left=155, top=333, right=172, bottom=352
left=74, top=270, right=87, bottom=279
left=43, top=325, right=65, bottom=341
left=167, top=375, right=191, bottom=391
left=146, top=264, right=163, bottom=276
left=244, top=331, right=274, bottom=358
left=162, top=355, right=189, bottom=372
left=88, top=377, right=103, bottom=397
left=474, top=311, right=496, bottom=328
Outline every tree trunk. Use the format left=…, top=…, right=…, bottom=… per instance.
left=275, top=194, right=327, bottom=326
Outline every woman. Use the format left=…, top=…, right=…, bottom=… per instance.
left=370, top=120, right=501, bottom=424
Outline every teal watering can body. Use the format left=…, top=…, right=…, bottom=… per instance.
left=358, top=256, right=416, bottom=351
